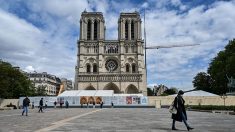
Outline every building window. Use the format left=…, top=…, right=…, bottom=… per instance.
left=125, top=46, right=128, bottom=53
left=94, top=20, right=98, bottom=40
left=87, top=20, right=91, bottom=40
left=131, top=20, right=134, bottom=40
left=93, top=64, right=97, bottom=73
left=87, top=64, right=91, bottom=73
left=126, top=64, right=130, bottom=72
left=132, top=64, right=136, bottom=73
left=125, top=21, right=128, bottom=40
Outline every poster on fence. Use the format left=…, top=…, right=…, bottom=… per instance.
left=126, top=96, right=132, bottom=104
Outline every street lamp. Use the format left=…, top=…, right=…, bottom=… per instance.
left=220, top=94, right=227, bottom=106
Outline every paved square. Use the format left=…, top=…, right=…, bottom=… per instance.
left=0, top=108, right=234, bottom=132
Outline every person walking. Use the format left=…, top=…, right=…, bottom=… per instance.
left=22, top=96, right=30, bottom=116
left=171, top=90, right=194, bottom=131
left=54, top=101, right=57, bottom=108
left=100, top=101, right=103, bottom=109
left=111, top=101, right=114, bottom=108
left=32, top=101, right=34, bottom=109
left=93, top=101, right=95, bottom=108
left=38, top=98, right=43, bottom=113
left=44, top=101, right=48, bottom=109
left=65, top=100, right=69, bottom=108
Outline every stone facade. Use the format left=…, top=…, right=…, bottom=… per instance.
left=27, top=72, right=61, bottom=96
left=74, top=11, right=147, bottom=95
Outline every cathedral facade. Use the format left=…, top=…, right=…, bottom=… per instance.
left=74, top=11, right=147, bottom=95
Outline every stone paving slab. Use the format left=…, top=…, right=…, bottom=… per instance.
left=0, top=108, right=235, bottom=132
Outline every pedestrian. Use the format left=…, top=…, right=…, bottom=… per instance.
left=22, top=96, right=30, bottom=116
left=54, top=101, right=57, bottom=108
left=60, top=101, right=63, bottom=108
left=44, top=101, right=48, bottom=109
left=87, top=102, right=89, bottom=108
left=93, top=101, right=95, bottom=108
left=111, top=101, right=114, bottom=108
left=81, top=103, right=83, bottom=108
left=38, top=98, right=43, bottom=113
left=65, top=100, right=69, bottom=108
left=32, top=101, right=34, bottom=109
left=171, top=90, right=194, bottom=131
left=100, top=101, right=103, bottom=109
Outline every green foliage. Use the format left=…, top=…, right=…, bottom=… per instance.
left=161, top=88, right=177, bottom=96
left=208, top=39, right=235, bottom=94
left=147, top=87, right=154, bottom=96
left=189, top=105, right=235, bottom=112
left=0, top=60, right=35, bottom=98
left=193, top=39, right=235, bottom=95
left=193, top=72, right=213, bottom=92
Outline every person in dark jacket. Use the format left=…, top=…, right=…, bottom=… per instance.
left=22, top=96, right=30, bottom=116
left=38, top=98, right=43, bottom=113
left=172, top=90, right=194, bottom=131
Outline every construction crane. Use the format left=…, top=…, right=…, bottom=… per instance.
left=145, top=44, right=200, bottom=49
left=143, top=9, right=200, bottom=90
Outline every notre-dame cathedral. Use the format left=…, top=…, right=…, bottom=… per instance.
left=74, top=11, right=147, bottom=95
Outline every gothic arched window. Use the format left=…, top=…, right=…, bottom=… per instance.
left=132, top=64, right=136, bottom=73
left=125, top=21, right=128, bottom=40
left=126, top=64, right=130, bottom=72
left=94, top=20, right=98, bottom=40
left=131, top=20, right=134, bottom=40
left=87, top=20, right=91, bottom=40
left=93, top=64, right=97, bottom=73
left=125, top=46, right=128, bottom=53
left=87, top=64, right=91, bottom=73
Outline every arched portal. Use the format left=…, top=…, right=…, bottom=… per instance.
left=88, top=96, right=95, bottom=104
left=95, top=97, right=102, bottom=104
left=80, top=96, right=87, bottom=104
left=85, top=85, right=96, bottom=90
left=104, top=83, right=121, bottom=93
left=125, top=84, right=139, bottom=94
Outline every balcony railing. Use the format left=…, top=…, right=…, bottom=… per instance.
left=77, top=72, right=142, bottom=82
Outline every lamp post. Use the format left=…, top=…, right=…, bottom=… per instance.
left=220, top=94, right=227, bottom=106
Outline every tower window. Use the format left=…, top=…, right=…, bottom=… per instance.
left=132, top=64, right=136, bottom=73
left=87, top=64, right=91, bottom=73
left=126, top=64, right=130, bottom=72
left=87, top=20, right=91, bottom=40
left=125, top=46, right=128, bottom=53
left=94, top=20, right=98, bottom=40
left=125, top=21, right=128, bottom=40
left=93, top=64, right=97, bottom=73
left=131, top=20, right=134, bottom=40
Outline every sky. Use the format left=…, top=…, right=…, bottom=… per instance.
left=0, top=0, right=235, bottom=90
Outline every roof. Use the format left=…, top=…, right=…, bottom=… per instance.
left=170, top=90, right=218, bottom=96
left=113, top=94, right=143, bottom=96
left=58, top=90, right=114, bottom=97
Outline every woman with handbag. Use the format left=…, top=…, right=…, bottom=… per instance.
left=172, top=90, right=194, bottom=131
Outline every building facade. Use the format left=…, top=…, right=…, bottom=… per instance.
left=74, top=11, right=147, bottom=95
left=27, top=72, right=61, bottom=96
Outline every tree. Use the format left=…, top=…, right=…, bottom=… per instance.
left=208, top=39, right=235, bottom=94
left=0, top=60, right=35, bottom=98
left=147, top=87, right=154, bottom=96
left=193, top=72, right=212, bottom=92
left=161, top=88, right=178, bottom=96
left=193, top=39, right=235, bottom=95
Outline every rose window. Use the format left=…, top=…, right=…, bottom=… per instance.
left=105, top=59, right=118, bottom=72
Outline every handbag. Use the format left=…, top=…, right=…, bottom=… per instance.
left=169, top=97, right=178, bottom=114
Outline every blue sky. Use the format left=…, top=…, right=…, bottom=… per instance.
left=0, top=0, right=235, bottom=90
